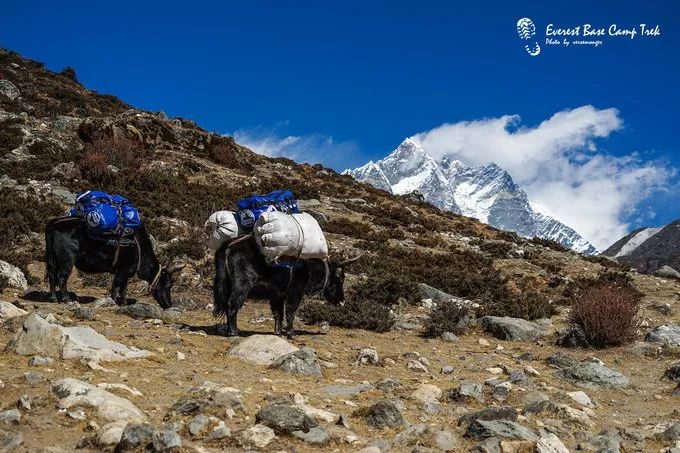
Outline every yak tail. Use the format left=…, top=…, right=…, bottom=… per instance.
left=44, top=221, right=56, bottom=285
left=212, top=242, right=231, bottom=318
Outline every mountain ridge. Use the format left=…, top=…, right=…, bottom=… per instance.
left=345, top=138, right=597, bottom=254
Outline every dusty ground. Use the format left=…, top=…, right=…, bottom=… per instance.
left=1, top=266, right=680, bottom=452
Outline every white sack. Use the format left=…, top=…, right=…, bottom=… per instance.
left=254, top=211, right=328, bottom=260
left=205, top=211, right=242, bottom=251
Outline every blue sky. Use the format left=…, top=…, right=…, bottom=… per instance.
left=1, top=0, right=678, bottom=247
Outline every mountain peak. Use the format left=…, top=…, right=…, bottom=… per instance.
left=347, top=139, right=597, bottom=254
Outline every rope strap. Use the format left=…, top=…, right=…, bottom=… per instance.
left=149, top=266, right=163, bottom=289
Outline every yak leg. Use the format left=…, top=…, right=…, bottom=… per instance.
left=57, top=257, right=74, bottom=303
left=47, top=271, right=58, bottom=303
left=270, top=298, right=284, bottom=335
left=284, top=292, right=303, bottom=339
left=111, top=271, right=128, bottom=306
left=226, top=287, right=248, bottom=337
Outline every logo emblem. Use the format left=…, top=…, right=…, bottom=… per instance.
left=517, top=17, right=541, bottom=56
left=86, top=211, right=101, bottom=228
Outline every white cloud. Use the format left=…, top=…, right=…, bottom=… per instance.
left=412, top=106, right=674, bottom=249
left=232, top=126, right=362, bottom=170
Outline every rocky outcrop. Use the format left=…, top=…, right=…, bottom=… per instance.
left=0, top=260, right=27, bottom=290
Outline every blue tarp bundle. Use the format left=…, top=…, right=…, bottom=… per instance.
left=70, top=191, right=141, bottom=238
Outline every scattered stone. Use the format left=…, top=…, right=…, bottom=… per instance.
left=0, top=260, right=28, bottom=290
left=480, top=316, right=547, bottom=342
left=654, top=265, right=680, bottom=279
left=650, top=302, right=674, bottom=316
left=555, top=361, right=630, bottom=389
left=24, top=371, right=43, bottom=385
left=524, top=365, right=540, bottom=376
left=446, top=382, right=484, bottom=403
left=588, top=434, right=621, bottom=453
left=492, top=382, right=512, bottom=401
left=0, top=409, right=20, bottom=425
left=442, top=365, right=454, bottom=375
left=465, top=420, right=538, bottom=441
left=411, top=383, right=442, bottom=404
left=478, top=338, right=491, bottom=347
left=255, top=404, right=318, bottom=434
left=8, top=313, right=151, bottom=362
left=171, top=296, right=196, bottom=311
left=458, top=407, right=518, bottom=426
left=376, top=378, right=402, bottom=392
left=0, top=80, right=20, bottom=100
left=292, top=393, right=339, bottom=424
left=662, top=423, right=680, bottom=441
left=117, top=302, right=163, bottom=319
left=474, top=437, right=501, bottom=453
left=189, top=414, right=210, bottom=437
left=272, top=347, right=322, bottom=377
left=646, top=324, right=680, bottom=347
left=28, top=356, right=53, bottom=366
left=117, top=423, right=156, bottom=451
left=152, top=428, right=181, bottom=452
left=394, top=423, right=429, bottom=446
left=166, top=381, right=244, bottom=417
left=665, top=362, right=680, bottom=383
left=536, top=433, right=569, bottom=453
left=566, top=390, right=593, bottom=407
left=356, top=348, right=379, bottom=365
left=228, top=334, right=299, bottom=365
left=0, top=431, right=23, bottom=451
left=0, top=301, right=28, bottom=320
left=435, top=429, right=459, bottom=451
left=53, top=378, right=146, bottom=423
left=362, top=400, right=405, bottom=428
left=441, top=332, right=459, bottom=342
left=546, top=352, right=577, bottom=368
left=73, top=306, right=95, bottom=321
left=320, top=383, right=373, bottom=397
left=508, top=370, right=529, bottom=385
left=293, top=426, right=330, bottom=446
left=93, top=297, right=116, bottom=308
left=240, top=424, right=276, bottom=448
left=522, top=399, right=558, bottom=416
left=556, top=325, right=589, bottom=347
left=176, top=351, right=186, bottom=361
left=407, top=359, right=428, bottom=373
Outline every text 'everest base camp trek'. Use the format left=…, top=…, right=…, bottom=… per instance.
left=3, top=48, right=680, bottom=453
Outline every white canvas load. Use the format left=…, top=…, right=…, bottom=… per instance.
left=254, top=211, right=328, bottom=260
left=205, top=210, right=243, bottom=251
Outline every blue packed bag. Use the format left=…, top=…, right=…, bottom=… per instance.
left=236, top=190, right=299, bottom=229
left=70, top=191, right=142, bottom=238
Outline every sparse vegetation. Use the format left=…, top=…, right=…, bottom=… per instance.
left=531, top=236, right=569, bottom=252
left=299, top=297, right=395, bottom=333
left=422, top=302, right=473, bottom=338
left=568, top=281, right=641, bottom=348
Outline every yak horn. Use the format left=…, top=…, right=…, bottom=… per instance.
left=338, top=255, right=362, bottom=267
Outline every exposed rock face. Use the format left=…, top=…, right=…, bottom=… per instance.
left=228, top=334, right=299, bottom=365
left=0, top=301, right=27, bottom=320
left=555, top=361, right=630, bottom=389
left=646, top=324, right=680, bottom=347
left=7, top=313, right=151, bottom=361
left=346, top=138, right=596, bottom=253
left=480, top=316, right=547, bottom=342
left=52, top=378, right=146, bottom=423
left=0, top=260, right=28, bottom=290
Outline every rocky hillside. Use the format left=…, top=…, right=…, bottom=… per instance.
left=346, top=138, right=596, bottom=254
left=601, top=219, right=680, bottom=276
left=2, top=48, right=680, bottom=453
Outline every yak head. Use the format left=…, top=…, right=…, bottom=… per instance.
left=151, top=262, right=186, bottom=309
left=323, top=255, right=361, bottom=306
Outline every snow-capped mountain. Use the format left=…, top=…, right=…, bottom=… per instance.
left=345, top=138, right=597, bottom=254
left=600, top=220, right=680, bottom=273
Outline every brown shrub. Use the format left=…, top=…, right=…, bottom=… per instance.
left=473, top=239, right=514, bottom=258
left=325, top=218, right=371, bottom=237
left=422, top=303, right=473, bottom=338
left=531, top=236, right=569, bottom=252
left=78, top=136, right=146, bottom=183
left=163, top=237, right=205, bottom=261
left=479, top=291, right=555, bottom=320
left=351, top=275, right=420, bottom=306
left=299, top=297, right=395, bottom=333
left=78, top=151, right=109, bottom=182
left=208, top=142, right=239, bottom=168
left=568, top=282, right=641, bottom=347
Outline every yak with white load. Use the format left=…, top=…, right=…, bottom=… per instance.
left=207, top=191, right=356, bottom=337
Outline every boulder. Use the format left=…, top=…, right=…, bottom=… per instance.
left=0, top=80, right=20, bottom=101
left=240, top=424, right=276, bottom=449
left=229, top=334, right=298, bottom=365
left=362, top=400, right=405, bottom=429
left=166, top=381, right=244, bottom=417
left=0, top=431, right=23, bottom=451
left=117, top=303, right=162, bottom=320
left=480, top=316, right=547, bottom=342
left=0, top=260, right=28, bottom=290
left=376, top=378, right=402, bottom=392
left=410, top=384, right=442, bottom=404
left=7, top=313, right=151, bottom=362
left=465, top=419, right=538, bottom=441
left=418, top=283, right=463, bottom=303
left=434, top=429, right=459, bottom=452
left=665, top=362, right=680, bottom=383
left=0, top=409, right=20, bottom=426
left=152, top=429, right=181, bottom=452
left=394, top=423, right=429, bottom=446
left=555, top=361, right=630, bottom=389
left=446, top=382, right=484, bottom=403
left=536, top=433, right=569, bottom=453
left=271, top=347, right=322, bottom=377
left=292, top=426, right=330, bottom=446
left=356, top=348, right=379, bottom=365
left=116, top=423, right=156, bottom=451
left=255, top=404, right=318, bottom=434
left=458, top=407, right=518, bottom=426
left=53, top=378, right=146, bottom=423
left=646, top=324, right=680, bottom=347
left=653, top=265, right=680, bottom=279
left=0, top=301, right=27, bottom=320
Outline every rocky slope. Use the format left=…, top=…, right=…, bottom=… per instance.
left=601, top=219, right=680, bottom=274
left=1, top=48, right=680, bottom=453
left=345, top=138, right=597, bottom=254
